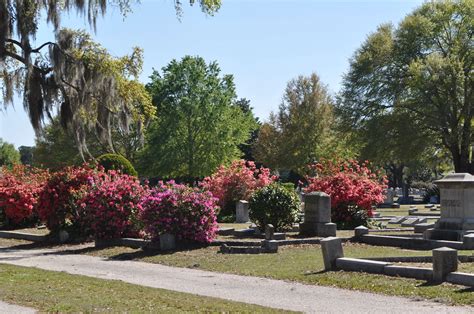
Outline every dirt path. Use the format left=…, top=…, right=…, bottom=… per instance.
left=0, top=245, right=471, bottom=313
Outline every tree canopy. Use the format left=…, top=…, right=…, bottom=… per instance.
left=0, top=138, right=20, bottom=167
left=339, top=0, right=473, bottom=173
left=0, top=0, right=221, bottom=158
left=254, top=73, right=344, bottom=175
left=139, top=56, right=257, bottom=178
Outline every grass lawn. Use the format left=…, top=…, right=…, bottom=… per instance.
left=0, top=264, right=292, bottom=313
left=376, top=204, right=439, bottom=218
left=80, top=242, right=474, bottom=306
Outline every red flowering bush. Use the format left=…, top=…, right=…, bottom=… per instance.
left=37, top=165, right=102, bottom=235
left=0, top=165, right=49, bottom=225
left=139, top=181, right=218, bottom=244
left=201, top=160, right=276, bottom=218
left=305, top=159, right=386, bottom=228
left=81, top=171, right=147, bottom=240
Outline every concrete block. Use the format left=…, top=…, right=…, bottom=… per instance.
left=303, top=192, right=331, bottom=223
left=300, top=222, right=336, bottom=237
left=265, top=224, right=275, bottom=240
left=273, top=232, right=286, bottom=240
left=160, top=233, right=176, bottom=251
left=217, top=227, right=235, bottom=236
left=336, top=257, right=390, bottom=274
left=233, top=228, right=255, bottom=238
left=401, top=218, right=420, bottom=227
left=414, top=223, right=435, bottom=234
left=235, top=200, right=249, bottom=223
left=432, top=247, right=458, bottom=282
left=320, top=237, right=344, bottom=270
left=59, top=230, right=69, bottom=243
left=354, top=226, right=369, bottom=238
left=262, top=240, right=279, bottom=253
left=384, top=265, right=433, bottom=280
left=462, top=233, right=474, bottom=249
left=388, top=216, right=407, bottom=225
left=446, top=272, right=474, bottom=287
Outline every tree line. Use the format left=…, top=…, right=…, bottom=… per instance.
left=0, top=0, right=472, bottom=189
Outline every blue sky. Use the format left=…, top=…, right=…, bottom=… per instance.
left=0, top=0, right=424, bottom=148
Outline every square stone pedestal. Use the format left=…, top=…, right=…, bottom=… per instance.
left=425, top=173, right=474, bottom=241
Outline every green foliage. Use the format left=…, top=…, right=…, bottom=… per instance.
left=249, top=184, right=300, bottom=232
left=97, top=154, right=137, bottom=176
left=0, top=138, right=20, bottom=167
left=33, top=118, right=98, bottom=170
left=339, top=0, right=473, bottom=173
left=1, top=0, right=218, bottom=158
left=18, top=146, right=33, bottom=165
left=254, top=73, right=351, bottom=175
left=139, top=56, right=258, bottom=178
left=280, top=182, right=295, bottom=193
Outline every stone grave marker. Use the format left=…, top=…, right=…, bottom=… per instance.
left=299, top=192, right=336, bottom=237
left=235, top=200, right=250, bottom=223
left=265, top=224, right=275, bottom=240
left=425, top=173, right=474, bottom=240
left=388, top=216, right=407, bottom=225
left=401, top=217, right=420, bottom=227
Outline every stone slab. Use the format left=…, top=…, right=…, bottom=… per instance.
left=446, top=272, right=474, bottom=287
left=388, top=217, right=407, bottom=225
left=233, top=228, right=255, bottom=238
left=321, top=237, right=343, bottom=270
left=336, top=257, right=390, bottom=274
left=401, top=218, right=420, bottom=227
left=217, top=228, right=235, bottom=236
left=414, top=223, right=435, bottom=234
left=0, top=230, right=47, bottom=242
left=383, top=265, right=433, bottom=281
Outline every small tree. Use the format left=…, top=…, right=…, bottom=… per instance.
left=201, top=160, right=276, bottom=218
left=305, top=159, right=386, bottom=229
left=249, top=184, right=300, bottom=232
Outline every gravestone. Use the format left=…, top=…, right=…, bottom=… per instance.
left=235, top=200, right=250, bottom=223
left=424, top=173, right=474, bottom=241
left=299, top=192, right=336, bottom=237
left=160, top=233, right=176, bottom=250
left=382, top=188, right=395, bottom=205
left=265, top=224, right=275, bottom=240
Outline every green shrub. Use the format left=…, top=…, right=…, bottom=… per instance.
left=249, top=184, right=300, bottom=232
left=97, top=154, right=137, bottom=177
left=280, top=182, right=295, bottom=193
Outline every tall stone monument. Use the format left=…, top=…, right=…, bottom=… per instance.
left=299, top=192, right=336, bottom=237
left=424, top=173, right=474, bottom=241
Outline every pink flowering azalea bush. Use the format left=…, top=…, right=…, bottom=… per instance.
left=140, top=181, right=218, bottom=244
left=201, top=160, right=276, bottom=219
left=81, top=171, right=147, bottom=240
left=0, top=165, right=50, bottom=226
left=305, top=159, right=386, bottom=229
left=37, top=165, right=102, bottom=235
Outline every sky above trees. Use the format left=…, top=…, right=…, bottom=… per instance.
left=0, top=0, right=424, bottom=147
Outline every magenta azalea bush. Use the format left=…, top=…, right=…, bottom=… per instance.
left=139, top=181, right=218, bottom=243
left=81, top=171, right=147, bottom=240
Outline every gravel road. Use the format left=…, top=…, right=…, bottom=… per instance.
left=0, top=245, right=471, bottom=313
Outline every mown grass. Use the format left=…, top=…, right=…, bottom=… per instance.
left=83, top=242, right=474, bottom=306
left=0, top=264, right=292, bottom=313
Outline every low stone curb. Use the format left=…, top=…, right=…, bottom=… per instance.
left=0, top=230, right=48, bottom=242
left=366, top=255, right=474, bottom=263
left=336, top=258, right=390, bottom=274
left=359, top=234, right=465, bottom=250
left=446, top=272, right=474, bottom=286
left=383, top=265, right=433, bottom=280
